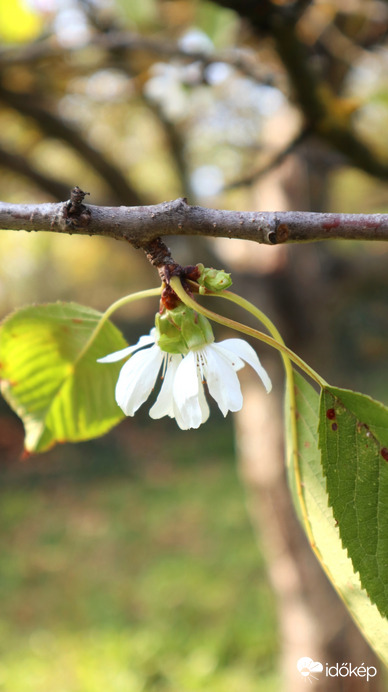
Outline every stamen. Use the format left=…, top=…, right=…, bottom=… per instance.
left=161, top=354, right=169, bottom=379
left=195, top=349, right=207, bottom=381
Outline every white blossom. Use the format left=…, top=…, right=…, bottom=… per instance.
left=98, top=329, right=271, bottom=430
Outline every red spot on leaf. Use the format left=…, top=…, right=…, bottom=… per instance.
left=331, top=422, right=338, bottom=431
left=380, top=447, right=388, bottom=462
left=326, top=408, right=336, bottom=420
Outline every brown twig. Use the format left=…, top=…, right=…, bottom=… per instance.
left=1, top=192, right=388, bottom=246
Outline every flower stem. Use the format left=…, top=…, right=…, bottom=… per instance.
left=213, top=289, right=320, bottom=549
left=210, top=290, right=285, bottom=347
left=76, top=286, right=162, bottom=363
left=170, top=276, right=326, bottom=387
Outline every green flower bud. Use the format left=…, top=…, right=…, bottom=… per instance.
left=155, top=304, right=214, bottom=354
left=196, top=264, right=232, bottom=293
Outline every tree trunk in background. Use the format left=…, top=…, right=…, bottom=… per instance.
left=223, top=114, right=384, bottom=690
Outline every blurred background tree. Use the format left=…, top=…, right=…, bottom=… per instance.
left=1, top=0, right=388, bottom=690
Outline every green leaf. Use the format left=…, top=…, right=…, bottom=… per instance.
left=286, top=371, right=388, bottom=663
left=0, top=302, right=127, bottom=453
left=319, top=386, right=388, bottom=620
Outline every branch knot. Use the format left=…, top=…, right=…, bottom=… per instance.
left=63, top=186, right=91, bottom=229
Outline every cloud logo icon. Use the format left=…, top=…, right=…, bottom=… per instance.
left=297, top=657, right=323, bottom=681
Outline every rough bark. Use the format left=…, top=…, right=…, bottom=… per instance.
left=1, top=197, right=388, bottom=246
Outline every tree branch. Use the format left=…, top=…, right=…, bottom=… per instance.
left=0, top=31, right=274, bottom=87
left=1, top=194, right=388, bottom=246
left=225, top=128, right=311, bottom=190
left=0, top=145, right=72, bottom=201
left=211, top=0, right=388, bottom=182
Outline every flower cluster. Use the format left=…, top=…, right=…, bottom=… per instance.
left=99, top=301, right=271, bottom=430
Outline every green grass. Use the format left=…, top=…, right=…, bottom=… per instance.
left=0, top=418, right=279, bottom=691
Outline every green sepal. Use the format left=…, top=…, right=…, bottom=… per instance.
left=155, top=310, right=187, bottom=354
left=155, top=304, right=214, bottom=354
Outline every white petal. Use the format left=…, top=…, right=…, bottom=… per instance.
left=98, top=345, right=136, bottom=363
left=115, top=344, right=164, bottom=415
left=173, top=371, right=210, bottom=430
left=216, top=338, right=272, bottom=393
left=171, top=398, right=188, bottom=430
left=173, top=352, right=209, bottom=429
left=204, top=345, right=243, bottom=415
left=207, top=343, right=245, bottom=372
left=149, top=355, right=182, bottom=420
left=97, top=330, right=156, bottom=363
left=173, top=351, right=199, bottom=400
left=196, top=374, right=210, bottom=423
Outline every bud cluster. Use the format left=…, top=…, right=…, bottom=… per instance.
left=196, top=264, right=232, bottom=293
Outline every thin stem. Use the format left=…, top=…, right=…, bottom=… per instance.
left=214, top=290, right=343, bottom=574
left=170, top=277, right=325, bottom=387
left=75, top=286, right=162, bottom=363
left=214, top=289, right=319, bottom=549
left=212, top=289, right=287, bottom=346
